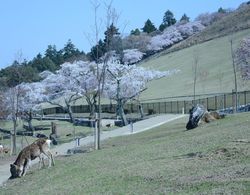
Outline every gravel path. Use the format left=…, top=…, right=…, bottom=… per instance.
left=0, top=114, right=185, bottom=186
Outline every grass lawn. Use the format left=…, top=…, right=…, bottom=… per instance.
left=0, top=118, right=113, bottom=153
left=1, top=112, right=250, bottom=194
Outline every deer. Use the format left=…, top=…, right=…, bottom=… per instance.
left=9, top=138, right=55, bottom=179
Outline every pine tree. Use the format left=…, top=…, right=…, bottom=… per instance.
left=159, top=10, right=176, bottom=31
left=180, top=14, right=190, bottom=22
left=142, top=19, right=157, bottom=34
left=130, top=28, right=141, bottom=36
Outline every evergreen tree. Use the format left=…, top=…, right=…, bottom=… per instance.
left=45, top=45, right=64, bottom=66
left=104, top=23, right=120, bottom=50
left=89, top=39, right=106, bottom=61
left=218, top=7, right=226, bottom=13
left=62, top=39, right=81, bottom=61
left=180, top=14, right=190, bottom=22
left=159, top=23, right=167, bottom=32
left=130, top=28, right=141, bottom=36
left=31, top=54, right=57, bottom=72
left=159, top=10, right=176, bottom=31
left=142, top=19, right=157, bottom=34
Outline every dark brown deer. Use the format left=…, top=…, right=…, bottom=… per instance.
left=9, top=138, right=55, bottom=179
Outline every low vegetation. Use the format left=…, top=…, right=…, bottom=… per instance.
left=2, top=112, right=250, bottom=194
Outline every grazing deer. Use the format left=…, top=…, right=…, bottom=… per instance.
left=9, top=138, right=55, bottom=179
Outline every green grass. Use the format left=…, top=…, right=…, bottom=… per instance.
left=1, top=112, right=250, bottom=194
left=0, top=119, right=107, bottom=151
left=139, top=28, right=250, bottom=101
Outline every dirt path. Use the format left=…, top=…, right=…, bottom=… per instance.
left=0, top=114, right=185, bottom=186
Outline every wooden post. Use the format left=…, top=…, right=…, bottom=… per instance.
left=51, top=122, right=58, bottom=137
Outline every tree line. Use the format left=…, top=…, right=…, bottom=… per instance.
left=0, top=6, right=233, bottom=88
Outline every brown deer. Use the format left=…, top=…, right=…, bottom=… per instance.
left=9, top=138, right=55, bottom=179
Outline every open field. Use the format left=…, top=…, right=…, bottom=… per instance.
left=139, top=28, right=250, bottom=101
left=1, top=112, right=249, bottom=194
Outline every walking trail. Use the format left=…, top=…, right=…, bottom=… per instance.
left=0, top=114, right=185, bottom=186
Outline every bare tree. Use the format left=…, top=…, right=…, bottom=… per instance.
left=230, top=39, right=238, bottom=113
left=3, top=86, right=25, bottom=155
left=192, top=50, right=199, bottom=103
left=88, top=0, right=119, bottom=150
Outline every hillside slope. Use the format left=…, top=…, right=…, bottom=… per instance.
left=161, top=4, right=250, bottom=57
left=2, top=112, right=250, bottom=194
left=139, top=28, right=250, bottom=101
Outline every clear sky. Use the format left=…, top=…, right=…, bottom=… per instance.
left=0, top=0, right=247, bottom=69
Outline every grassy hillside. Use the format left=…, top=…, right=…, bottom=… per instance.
left=2, top=112, right=250, bottom=194
left=140, top=28, right=250, bottom=101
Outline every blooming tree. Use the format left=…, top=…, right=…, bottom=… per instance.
left=104, top=61, right=179, bottom=125
left=176, top=21, right=205, bottom=38
left=235, top=37, right=250, bottom=80
left=40, top=61, right=101, bottom=120
left=147, top=26, right=183, bottom=51
left=147, top=21, right=205, bottom=52
left=40, top=63, right=83, bottom=122
left=122, top=49, right=145, bottom=64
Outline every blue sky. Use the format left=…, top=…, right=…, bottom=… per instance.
left=0, top=0, right=247, bottom=69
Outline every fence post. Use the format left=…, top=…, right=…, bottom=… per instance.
left=177, top=101, right=179, bottom=114
left=170, top=101, right=173, bottom=113
left=184, top=101, right=186, bottom=114
left=244, top=91, right=247, bottom=105
left=164, top=102, right=167, bottom=113
left=215, top=96, right=217, bottom=110
left=224, top=94, right=226, bottom=110
left=206, top=98, right=209, bottom=110
left=158, top=102, right=161, bottom=114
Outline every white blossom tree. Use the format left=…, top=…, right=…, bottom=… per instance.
left=17, top=82, right=46, bottom=131
left=40, top=63, right=83, bottom=123
left=176, top=21, right=205, bottom=38
left=103, top=60, right=178, bottom=125
left=147, top=21, right=205, bottom=52
left=147, top=26, right=183, bottom=51
left=235, top=37, right=250, bottom=80
left=122, top=49, right=145, bottom=64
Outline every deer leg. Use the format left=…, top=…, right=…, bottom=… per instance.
left=43, top=151, right=55, bottom=167
left=22, top=159, right=31, bottom=176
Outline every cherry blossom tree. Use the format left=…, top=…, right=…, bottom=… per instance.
left=235, top=37, right=250, bottom=80
left=147, top=26, right=183, bottom=51
left=17, top=82, right=45, bottom=131
left=122, top=49, right=145, bottom=64
left=176, top=21, right=205, bottom=38
left=103, top=60, right=178, bottom=125
left=40, top=63, right=83, bottom=123
left=147, top=21, right=205, bottom=52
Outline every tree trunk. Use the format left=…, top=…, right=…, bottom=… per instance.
left=66, top=104, right=74, bottom=123
left=11, top=119, right=17, bottom=155
left=27, top=111, right=34, bottom=135
left=139, top=104, right=144, bottom=119
left=119, top=101, right=128, bottom=126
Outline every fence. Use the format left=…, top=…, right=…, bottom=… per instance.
left=42, top=90, right=250, bottom=115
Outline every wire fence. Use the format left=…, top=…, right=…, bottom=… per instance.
left=42, top=90, right=250, bottom=116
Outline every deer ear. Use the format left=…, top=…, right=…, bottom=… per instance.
left=10, top=164, right=15, bottom=168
